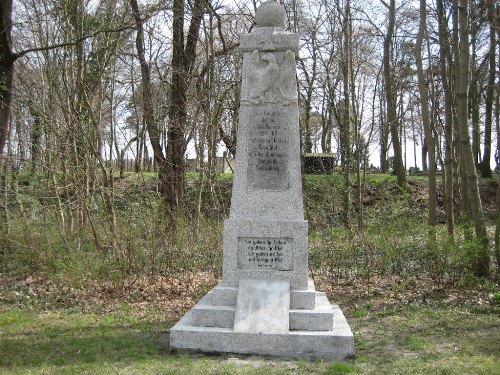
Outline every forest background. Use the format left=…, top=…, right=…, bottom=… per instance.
left=1, top=0, right=498, bottom=278
left=0, top=0, right=499, bottom=373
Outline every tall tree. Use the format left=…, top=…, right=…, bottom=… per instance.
left=130, top=0, right=168, bottom=194
left=437, top=0, right=455, bottom=236
left=131, top=0, right=205, bottom=210
left=455, top=0, right=489, bottom=276
left=166, top=0, right=205, bottom=209
left=382, top=0, right=406, bottom=188
left=415, top=0, right=436, bottom=229
left=480, top=0, right=496, bottom=178
left=469, top=0, right=482, bottom=169
left=0, top=0, right=14, bottom=157
left=496, top=167, right=500, bottom=269
left=298, top=3, right=321, bottom=154
left=340, top=0, right=352, bottom=228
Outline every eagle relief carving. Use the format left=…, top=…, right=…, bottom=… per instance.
left=242, top=50, right=297, bottom=104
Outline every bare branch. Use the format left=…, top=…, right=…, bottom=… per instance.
left=13, top=24, right=136, bottom=60
left=204, top=0, right=228, bottom=53
left=378, top=0, right=390, bottom=9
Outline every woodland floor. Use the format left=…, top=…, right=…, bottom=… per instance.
left=0, top=272, right=498, bottom=374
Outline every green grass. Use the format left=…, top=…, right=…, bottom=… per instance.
left=0, top=303, right=498, bottom=374
left=352, top=305, right=500, bottom=374
left=0, top=309, right=170, bottom=374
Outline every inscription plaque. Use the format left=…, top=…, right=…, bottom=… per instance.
left=237, top=237, right=293, bottom=270
left=247, top=107, right=289, bottom=190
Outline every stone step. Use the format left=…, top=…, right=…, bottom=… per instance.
left=190, top=291, right=334, bottom=331
left=191, top=305, right=235, bottom=328
left=210, top=279, right=317, bottom=310
left=211, top=286, right=237, bottom=306
left=290, top=280, right=317, bottom=310
left=171, top=294, right=354, bottom=360
left=191, top=304, right=233, bottom=328
left=289, top=293, right=334, bottom=331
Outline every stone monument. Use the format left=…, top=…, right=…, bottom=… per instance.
left=170, top=1, right=354, bottom=360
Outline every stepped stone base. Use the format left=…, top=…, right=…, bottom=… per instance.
left=170, top=279, right=354, bottom=360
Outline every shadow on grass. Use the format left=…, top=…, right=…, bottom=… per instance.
left=0, top=320, right=173, bottom=370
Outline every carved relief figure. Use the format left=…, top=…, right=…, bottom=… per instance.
left=242, top=50, right=297, bottom=104
left=276, top=50, right=297, bottom=102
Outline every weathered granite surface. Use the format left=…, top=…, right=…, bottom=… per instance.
left=170, top=283, right=354, bottom=360
left=255, top=1, right=287, bottom=27
left=170, top=1, right=353, bottom=360
left=233, top=279, right=290, bottom=334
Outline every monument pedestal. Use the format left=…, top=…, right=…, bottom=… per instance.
left=170, top=1, right=353, bottom=360
left=170, top=279, right=354, bottom=360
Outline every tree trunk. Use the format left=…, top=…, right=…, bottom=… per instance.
left=0, top=0, right=14, bottom=157
left=469, top=22, right=480, bottom=169
left=450, top=0, right=469, bottom=224
left=130, top=0, right=167, bottom=193
left=380, top=122, right=388, bottom=172
left=205, top=12, right=217, bottom=214
left=437, top=0, right=455, bottom=237
left=496, top=173, right=500, bottom=268
left=421, top=139, right=428, bottom=171
left=415, top=0, right=436, bottom=229
left=456, top=0, right=489, bottom=277
left=481, top=0, right=496, bottom=178
left=165, top=0, right=205, bottom=209
left=347, top=0, right=362, bottom=231
left=303, top=96, right=313, bottom=154
left=30, top=112, right=43, bottom=175
left=165, top=0, right=188, bottom=209
left=379, top=80, right=389, bottom=173
left=341, top=0, right=351, bottom=228
left=383, top=0, right=406, bottom=188
left=496, top=77, right=500, bottom=172
left=298, top=40, right=318, bottom=155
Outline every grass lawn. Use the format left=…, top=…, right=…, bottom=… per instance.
left=1, top=279, right=498, bottom=374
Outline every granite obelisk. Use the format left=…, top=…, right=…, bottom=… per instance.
left=170, top=1, right=354, bottom=360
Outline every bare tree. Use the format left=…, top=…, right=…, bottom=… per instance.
left=165, top=0, right=205, bottom=209
left=298, top=2, right=322, bottom=154
left=436, top=0, right=455, bottom=237
left=455, top=0, right=489, bottom=277
left=0, top=0, right=14, bottom=157
left=382, top=0, right=406, bottom=188
left=480, top=0, right=497, bottom=178
left=130, top=0, right=167, bottom=194
left=415, top=0, right=436, bottom=230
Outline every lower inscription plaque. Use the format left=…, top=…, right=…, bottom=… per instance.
left=237, top=237, right=293, bottom=270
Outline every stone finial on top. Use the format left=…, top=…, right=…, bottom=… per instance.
left=255, top=1, right=287, bottom=28
left=240, top=1, right=298, bottom=54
